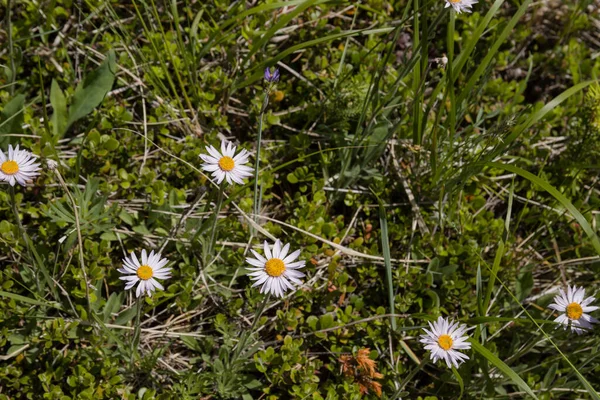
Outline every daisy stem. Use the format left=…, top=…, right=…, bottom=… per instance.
left=252, top=92, right=269, bottom=231
left=208, top=181, right=225, bottom=256
left=447, top=10, right=456, bottom=155
left=8, top=186, right=41, bottom=293
left=130, top=297, right=143, bottom=368
left=233, top=294, right=270, bottom=360
left=55, top=169, right=91, bottom=316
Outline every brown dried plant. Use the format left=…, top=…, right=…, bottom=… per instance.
left=340, top=348, right=383, bottom=397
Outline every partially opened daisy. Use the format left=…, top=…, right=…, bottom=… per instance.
left=246, top=239, right=305, bottom=298
left=444, top=0, right=478, bottom=14
left=118, top=249, right=172, bottom=297
left=548, top=285, right=598, bottom=334
left=420, top=316, right=471, bottom=369
left=200, top=140, right=253, bottom=185
left=0, top=145, right=41, bottom=187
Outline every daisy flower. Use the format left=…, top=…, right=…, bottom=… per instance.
left=0, top=145, right=41, bottom=187
left=246, top=239, right=305, bottom=298
left=444, top=0, right=478, bottom=14
left=118, top=249, right=172, bottom=297
left=548, top=285, right=599, bottom=334
left=200, top=141, right=253, bottom=185
left=420, top=316, right=471, bottom=369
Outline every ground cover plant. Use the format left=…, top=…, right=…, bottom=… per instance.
left=1, top=0, right=600, bottom=398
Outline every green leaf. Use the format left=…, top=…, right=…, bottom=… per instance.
left=114, top=306, right=137, bottom=325
left=469, top=339, right=539, bottom=399
left=103, top=292, right=122, bottom=322
left=104, top=137, right=119, bottom=151
left=50, top=79, right=68, bottom=137
left=66, top=50, right=117, bottom=130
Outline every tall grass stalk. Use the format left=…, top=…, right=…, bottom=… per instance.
left=447, top=10, right=456, bottom=155
left=411, top=0, right=421, bottom=144
left=253, top=90, right=270, bottom=228
left=5, top=0, right=16, bottom=95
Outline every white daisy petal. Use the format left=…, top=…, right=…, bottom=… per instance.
left=420, top=316, right=470, bottom=369
left=549, top=285, right=598, bottom=334
left=273, top=240, right=281, bottom=258
left=0, top=146, right=41, bottom=187
left=246, top=239, right=305, bottom=298
left=246, top=258, right=265, bottom=268
left=283, top=250, right=301, bottom=264
left=119, top=249, right=171, bottom=296
left=199, top=140, right=253, bottom=186
left=443, top=0, right=478, bottom=14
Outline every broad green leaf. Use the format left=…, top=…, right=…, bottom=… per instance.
left=114, top=306, right=137, bottom=325
left=470, top=339, right=538, bottom=399
left=50, top=79, right=68, bottom=137
left=103, top=292, right=122, bottom=322
left=66, top=50, right=117, bottom=130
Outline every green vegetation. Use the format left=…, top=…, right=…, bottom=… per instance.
left=1, top=0, right=600, bottom=398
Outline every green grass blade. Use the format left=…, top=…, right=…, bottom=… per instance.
left=479, top=259, right=600, bottom=399
left=497, top=80, right=597, bottom=154
left=486, top=161, right=600, bottom=255
left=467, top=316, right=556, bottom=325
left=377, top=195, right=396, bottom=330
left=482, top=241, right=504, bottom=315
left=469, top=339, right=539, bottom=399
left=457, top=0, right=533, bottom=105
left=233, top=27, right=394, bottom=90
left=244, top=0, right=318, bottom=64
left=0, top=290, right=62, bottom=309
left=451, top=367, right=464, bottom=399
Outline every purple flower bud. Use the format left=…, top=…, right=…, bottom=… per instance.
left=264, top=67, right=280, bottom=83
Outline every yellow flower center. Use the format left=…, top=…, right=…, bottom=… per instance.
left=449, top=0, right=462, bottom=3
left=265, top=258, right=285, bottom=277
left=218, top=156, right=235, bottom=171
left=566, top=302, right=583, bottom=320
left=1, top=160, right=19, bottom=175
left=136, top=265, right=153, bottom=280
left=437, top=334, right=453, bottom=351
